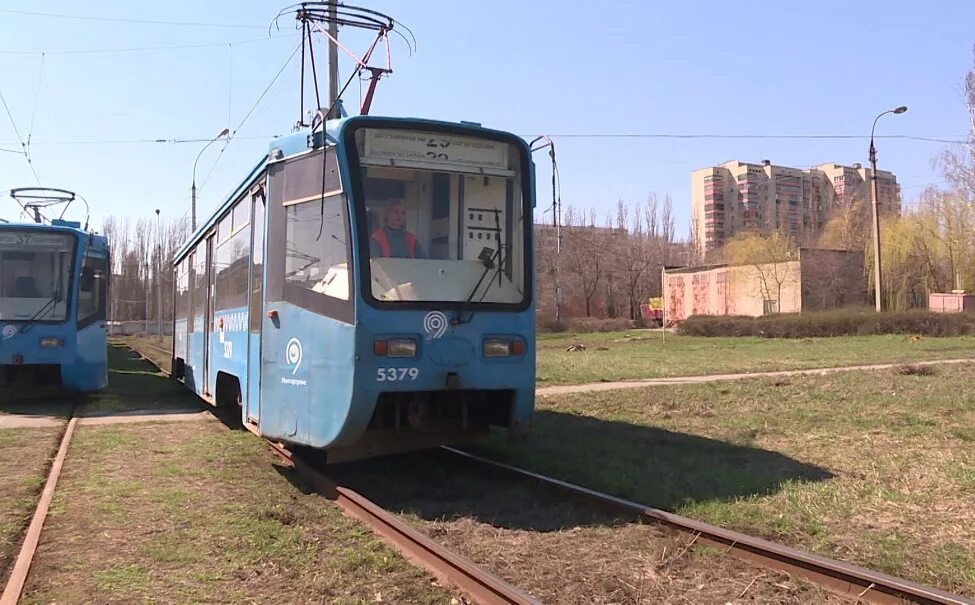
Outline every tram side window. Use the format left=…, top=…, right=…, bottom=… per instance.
left=174, top=259, right=189, bottom=325
left=214, top=226, right=249, bottom=311
left=77, top=256, right=107, bottom=326
left=284, top=195, right=350, bottom=301
left=191, top=250, right=206, bottom=332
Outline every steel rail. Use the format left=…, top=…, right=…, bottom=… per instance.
left=443, top=447, right=972, bottom=605
left=0, top=413, right=78, bottom=605
left=266, top=442, right=538, bottom=605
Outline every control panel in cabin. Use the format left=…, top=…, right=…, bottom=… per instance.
left=461, top=174, right=508, bottom=263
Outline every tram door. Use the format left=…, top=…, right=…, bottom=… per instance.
left=246, top=188, right=266, bottom=424
left=203, top=234, right=216, bottom=396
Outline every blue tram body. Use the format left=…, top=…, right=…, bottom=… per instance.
left=0, top=219, right=110, bottom=393
left=172, top=115, right=536, bottom=461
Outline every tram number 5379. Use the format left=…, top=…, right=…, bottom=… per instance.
left=376, top=368, right=419, bottom=382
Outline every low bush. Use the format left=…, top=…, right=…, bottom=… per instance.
left=566, top=317, right=648, bottom=333
left=678, top=309, right=975, bottom=338
left=535, top=316, right=649, bottom=333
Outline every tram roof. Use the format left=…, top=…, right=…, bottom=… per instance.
left=0, top=219, right=108, bottom=252
left=176, top=114, right=530, bottom=261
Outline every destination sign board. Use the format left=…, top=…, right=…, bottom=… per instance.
left=361, top=128, right=509, bottom=173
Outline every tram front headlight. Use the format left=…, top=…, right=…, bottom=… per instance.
left=386, top=338, right=417, bottom=358
left=39, top=337, right=64, bottom=348
left=483, top=338, right=511, bottom=358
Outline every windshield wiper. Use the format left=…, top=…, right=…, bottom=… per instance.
left=453, top=209, right=504, bottom=326
left=452, top=246, right=499, bottom=326
left=20, top=294, right=60, bottom=334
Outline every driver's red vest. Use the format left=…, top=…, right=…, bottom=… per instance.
left=371, top=228, right=417, bottom=258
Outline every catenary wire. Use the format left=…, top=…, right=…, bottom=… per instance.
left=0, top=8, right=264, bottom=29
left=0, top=34, right=298, bottom=56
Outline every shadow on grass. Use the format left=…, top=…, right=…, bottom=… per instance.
left=291, top=448, right=637, bottom=532
left=291, top=412, right=832, bottom=533
left=466, top=410, right=834, bottom=512
left=1, top=345, right=210, bottom=420
left=262, top=395, right=830, bottom=532
left=75, top=345, right=206, bottom=417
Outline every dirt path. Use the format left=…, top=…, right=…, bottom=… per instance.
left=537, top=356, right=975, bottom=395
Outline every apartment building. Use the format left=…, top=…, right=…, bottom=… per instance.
left=691, top=160, right=900, bottom=255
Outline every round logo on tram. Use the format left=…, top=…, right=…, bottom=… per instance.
left=423, top=310, right=448, bottom=340
left=1, top=325, right=16, bottom=340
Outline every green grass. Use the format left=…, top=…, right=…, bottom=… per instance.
left=22, top=421, right=451, bottom=604
left=79, top=344, right=199, bottom=416
left=536, top=332, right=975, bottom=385
left=471, top=363, right=975, bottom=596
left=0, top=427, right=60, bottom=576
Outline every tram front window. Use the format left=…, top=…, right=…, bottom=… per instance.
left=0, top=231, right=74, bottom=321
left=353, top=128, right=527, bottom=305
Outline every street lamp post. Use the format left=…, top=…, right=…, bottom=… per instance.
left=155, top=209, right=163, bottom=342
left=191, top=127, right=231, bottom=231
left=529, top=136, right=562, bottom=324
left=868, top=105, right=907, bottom=312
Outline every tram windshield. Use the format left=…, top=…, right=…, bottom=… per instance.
left=0, top=230, right=75, bottom=321
left=353, top=127, right=527, bottom=305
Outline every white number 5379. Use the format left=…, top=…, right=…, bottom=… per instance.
left=376, top=368, right=419, bottom=382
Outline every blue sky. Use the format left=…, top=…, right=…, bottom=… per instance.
left=1, top=0, right=973, bottom=237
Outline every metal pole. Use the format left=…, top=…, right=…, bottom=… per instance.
left=551, top=146, right=562, bottom=325
left=327, top=2, right=339, bottom=118
left=191, top=181, right=197, bottom=232
left=144, top=260, right=149, bottom=337
left=867, top=106, right=906, bottom=312
left=869, top=142, right=883, bottom=312
left=156, top=209, right=162, bottom=342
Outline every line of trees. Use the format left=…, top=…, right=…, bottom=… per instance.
left=101, top=215, right=189, bottom=325
left=535, top=194, right=695, bottom=323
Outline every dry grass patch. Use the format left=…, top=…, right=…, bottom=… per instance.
left=22, top=421, right=452, bottom=604
left=472, top=364, right=975, bottom=596
left=332, top=451, right=838, bottom=604
left=0, top=427, right=61, bottom=585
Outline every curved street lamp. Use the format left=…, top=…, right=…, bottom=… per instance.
left=191, top=127, right=231, bottom=231
left=868, top=105, right=907, bottom=312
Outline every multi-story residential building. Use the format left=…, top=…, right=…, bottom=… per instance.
left=691, top=160, right=900, bottom=255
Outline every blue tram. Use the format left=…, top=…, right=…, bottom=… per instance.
left=0, top=191, right=110, bottom=393
left=172, top=115, right=536, bottom=461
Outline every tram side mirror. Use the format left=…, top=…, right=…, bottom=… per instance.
left=477, top=247, right=495, bottom=269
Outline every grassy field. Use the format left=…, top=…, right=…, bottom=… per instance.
left=0, top=428, right=60, bottom=585
left=20, top=347, right=453, bottom=604
left=471, top=363, right=975, bottom=596
left=537, top=331, right=975, bottom=385
left=82, top=344, right=197, bottom=416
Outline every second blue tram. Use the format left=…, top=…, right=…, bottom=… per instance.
left=172, top=115, right=535, bottom=461
left=0, top=215, right=110, bottom=393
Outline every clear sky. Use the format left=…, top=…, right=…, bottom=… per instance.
left=1, top=0, right=973, bottom=237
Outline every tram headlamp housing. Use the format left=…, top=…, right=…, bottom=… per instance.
left=483, top=338, right=525, bottom=358
left=483, top=338, right=512, bottom=358
left=39, top=337, right=64, bottom=348
left=385, top=338, right=417, bottom=358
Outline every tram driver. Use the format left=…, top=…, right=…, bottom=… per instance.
left=370, top=199, right=425, bottom=259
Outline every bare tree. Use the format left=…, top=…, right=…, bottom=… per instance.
left=724, top=231, right=796, bottom=312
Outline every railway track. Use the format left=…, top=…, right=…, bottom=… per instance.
left=439, top=447, right=971, bottom=605
left=123, top=339, right=973, bottom=605
left=124, top=339, right=537, bottom=604
left=0, top=409, right=77, bottom=605
left=267, top=443, right=538, bottom=605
